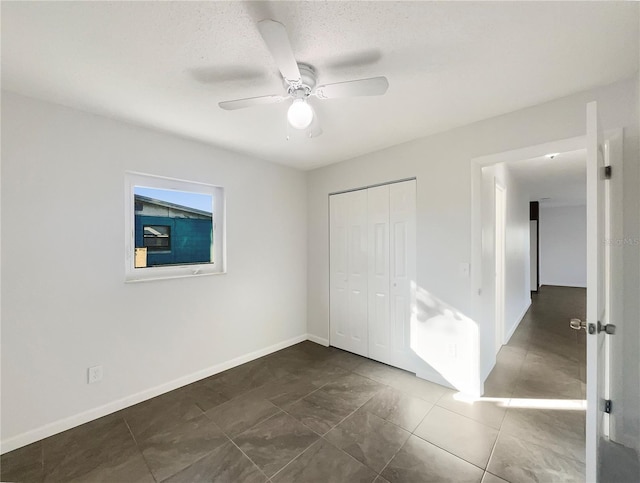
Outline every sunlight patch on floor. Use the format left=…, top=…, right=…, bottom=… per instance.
left=453, top=392, right=587, bottom=411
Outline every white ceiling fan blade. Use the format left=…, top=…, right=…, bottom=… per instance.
left=218, top=94, right=285, bottom=111
left=257, top=19, right=301, bottom=84
left=314, top=76, right=389, bottom=99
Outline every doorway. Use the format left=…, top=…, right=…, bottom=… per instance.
left=471, top=125, right=625, bottom=482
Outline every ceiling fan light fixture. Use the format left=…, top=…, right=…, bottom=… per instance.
left=287, top=99, right=313, bottom=130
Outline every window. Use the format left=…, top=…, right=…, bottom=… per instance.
left=143, top=225, right=171, bottom=250
left=125, top=172, right=225, bottom=282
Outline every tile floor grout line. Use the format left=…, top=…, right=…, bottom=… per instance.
left=225, top=433, right=272, bottom=482
left=484, top=468, right=513, bottom=483
left=267, top=438, right=323, bottom=481
left=495, top=426, right=588, bottom=467
left=200, top=406, right=274, bottom=482
left=275, top=367, right=385, bottom=437
left=482, top=422, right=504, bottom=479
left=122, top=414, right=159, bottom=483
left=278, top=368, right=423, bottom=478
left=149, top=413, right=233, bottom=482
left=317, top=386, right=385, bottom=437
left=410, top=398, right=437, bottom=434
left=319, top=433, right=387, bottom=479
left=157, top=438, right=233, bottom=482
left=314, top=389, right=410, bottom=477
left=409, top=429, right=492, bottom=474
left=229, top=404, right=285, bottom=440
left=358, top=396, right=433, bottom=434
left=227, top=369, right=361, bottom=479
left=377, top=431, right=411, bottom=480
left=354, top=370, right=444, bottom=405
left=425, top=403, right=503, bottom=432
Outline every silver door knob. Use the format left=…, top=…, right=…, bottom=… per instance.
left=570, top=318, right=586, bottom=331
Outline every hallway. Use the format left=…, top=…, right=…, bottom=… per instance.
left=481, top=285, right=586, bottom=482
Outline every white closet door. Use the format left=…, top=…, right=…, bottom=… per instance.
left=367, top=185, right=391, bottom=364
left=330, top=189, right=368, bottom=356
left=330, top=194, right=349, bottom=351
left=389, top=180, right=417, bottom=372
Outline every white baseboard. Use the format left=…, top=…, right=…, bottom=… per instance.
left=480, top=299, right=531, bottom=389
left=1, top=334, right=308, bottom=455
left=539, top=283, right=587, bottom=289
left=306, top=334, right=329, bottom=347
left=504, top=299, right=531, bottom=344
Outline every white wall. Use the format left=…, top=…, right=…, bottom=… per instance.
left=539, top=205, right=587, bottom=288
left=1, top=92, right=308, bottom=451
left=481, top=163, right=531, bottom=345
left=306, top=77, right=639, bottom=447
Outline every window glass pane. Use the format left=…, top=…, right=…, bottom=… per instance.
left=134, top=187, right=213, bottom=268
left=143, top=225, right=171, bottom=250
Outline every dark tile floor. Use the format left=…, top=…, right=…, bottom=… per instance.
left=2, top=286, right=594, bottom=482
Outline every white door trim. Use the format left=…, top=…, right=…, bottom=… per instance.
left=470, top=135, right=586, bottom=381
left=494, top=181, right=506, bottom=356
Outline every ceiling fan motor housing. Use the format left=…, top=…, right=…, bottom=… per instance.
left=287, top=63, right=316, bottom=98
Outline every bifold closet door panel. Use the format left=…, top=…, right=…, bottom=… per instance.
left=329, top=189, right=368, bottom=356
left=389, top=180, right=417, bottom=372
left=329, top=194, right=349, bottom=352
left=367, top=184, right=391, bottom=365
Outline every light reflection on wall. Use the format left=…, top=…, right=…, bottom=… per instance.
left=411, top=282, right=482, bottom=396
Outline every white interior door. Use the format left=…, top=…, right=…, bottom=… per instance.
left=601, top=130, right=624, bottom=445
left=367, top=185, right=391, bottom=364
left=585, top=101, right=608, bottom=482
left=329, top=189, right=368, bottom=356
left=389, top=180, right=417, bottom=372
left=494, top=182, right=506, bottom=355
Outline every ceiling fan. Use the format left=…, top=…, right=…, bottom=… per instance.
left=218, top=19, right=389, bottom=138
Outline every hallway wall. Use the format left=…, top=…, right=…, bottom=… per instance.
left=539, top=205, right=587, bottom=288
left=481, top=163, right=531, bottom=345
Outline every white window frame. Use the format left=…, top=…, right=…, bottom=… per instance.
left=124, top=171, right=226, bottom=282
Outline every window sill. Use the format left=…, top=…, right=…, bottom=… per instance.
left=125, top=264, right=226, bottom=283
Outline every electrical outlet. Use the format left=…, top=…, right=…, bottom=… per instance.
left=88, top=365, right=103, bottom=384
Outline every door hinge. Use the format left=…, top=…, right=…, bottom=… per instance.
left=604, top=166, right=612, bottom=179
left=604, top=399, right=612, bottom=414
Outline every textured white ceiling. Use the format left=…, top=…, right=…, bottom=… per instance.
left=509, top=149, right=586, bottom=207
left=2, top=1, right=638, bottom=170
